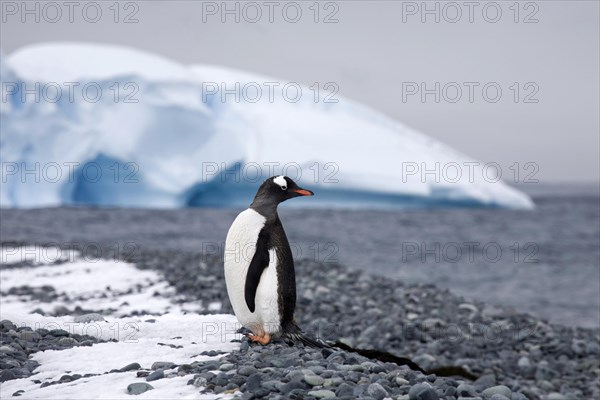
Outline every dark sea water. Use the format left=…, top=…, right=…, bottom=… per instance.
left=1, top=185, right=598, bottom=328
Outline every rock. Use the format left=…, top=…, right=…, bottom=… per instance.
left=490, top=395, right=511, bottom=400
left=308, top=389, right=336, bottom=398
left=474, top=374, right=496, bottom=391
left=74, top=313, right=105, bottom=323
left=517, top=356, right=534, bottom=377
left=59, top=374, right=80, bottom=383
left=535, top=360, right=554, bottom=381
left=0, top=345, right=16, bottom=354
left=0, top=370, right=16, bottom=382
left=47, top=329, right=69, bottom=337
left=120, top=363, right=141, bottom=372
left=458, top=303, right=479, bottom=314
left=1, top=360, right=21, bottom=369
left=367, top=382, right=389, bottom=400
left=517, top=356, right=531, bottom=369
left=1, top=321, right=17, bottom=330
left=239, top=340, right=250, bottom=352
left=18, top=331, right=42, bottom=341
left=219, top=363, right=235, bottom=371
left=146, top=370, right=164, bottom=382
left=151, top=361, right=175, bottom=370
left=192, top=376, right=207, bottom=387
left=413, top=354, right=436, bottom=369
left=482, top=385, right=512, bottom=399
left=547, top=394, right=568, bottom=400
left=262, top=379, right=284, bottom=392
left=238, top=366, right=258, bottom=376
left=280, top=380, right=308, bottom=394
left=396, top=377, right=410, bottom=385
left=457, top=384, right=478, bottom=397
left=245, top=373, right=262, bottom=392
left=57, top=337, right=78, bottom=346
left=22, top=360, right=39, bottom=372
left=304, top=373, right=325, bottom=386
left=409, top=382, right=439, bottom=400
left=537, top=380, right=554, bottom=391
left=443, top=386, right=457, bottom=397
left=571, top=339, right=587, bottom=355
left=336, top=383, right=355, bottom=397
left=126, top=382, right=154, bottom=395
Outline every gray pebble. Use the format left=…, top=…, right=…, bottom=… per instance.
left=238, top=366, right=258, bottom=376
left=47, top=329, right=69, bottom=337
left=280, top=380, right=307, bottom=394
left=74, top=313, right=105, bottom=323
left=192, top=376, right=207, bottom=387
left=457, top=383, right=478, bottom=397
left=482, top=385, right=512, bottom=399
left=151, top=361, right=175, bottom=370
left=409, top=382, right=439, bottom=400
left=0, top=370, right=15, bottom=382
left=308, top=389, right=336, bottom=398
left=304, top=374, right=325, bottom=386
left=367, top=382, right=389, bottom=400
left=547, top=394, right=568, bottom=400
left=336, top=382, right=355, bottom=397
left=245, top=373, right=262, bottom=392
left=126, top=382, right=153, bottom=395
left=474, top=374, right=496, bottom=391
left=57, top=337, right=78, bottom=346
left=145, top=369, right=164, bottom=382
left=396, top=377, right=410, bottom=385
left=219, top=363, right=235, bottom=371
left=120, top=363, right=141, bottom=372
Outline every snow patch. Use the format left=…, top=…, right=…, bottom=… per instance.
left=0, top=246, right=201, bottom=316
left=0, top=313, right=241, bottom=400
left=0, top=246, right=242, bottom=399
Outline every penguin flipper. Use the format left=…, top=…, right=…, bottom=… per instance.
left=244, top=229, right=270, bottom=313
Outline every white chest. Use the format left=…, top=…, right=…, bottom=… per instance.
left=224, top=209, right=281, bottom=334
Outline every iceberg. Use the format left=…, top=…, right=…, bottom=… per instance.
left=0, top=43, right=533, bottom=209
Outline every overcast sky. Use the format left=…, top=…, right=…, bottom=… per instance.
left=2, top=1, right=598, bottom=183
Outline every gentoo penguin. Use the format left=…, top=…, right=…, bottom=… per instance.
left=224, top=175, right=321, bottom=346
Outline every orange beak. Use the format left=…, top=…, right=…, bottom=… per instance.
left=292, top=189, right=314, bottom=196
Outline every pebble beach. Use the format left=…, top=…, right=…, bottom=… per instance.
left=1, top=243, right=598, bottom=399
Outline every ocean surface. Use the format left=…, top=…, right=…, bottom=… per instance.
left=1, top=185, right=598, bottom=328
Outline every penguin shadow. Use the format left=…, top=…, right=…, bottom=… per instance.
left=330, top=341, right=478, bottom=381
left=234, top=327, right=477, bottom=380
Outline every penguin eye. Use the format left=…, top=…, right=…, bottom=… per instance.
left=281, top=185, right=287, bottom=191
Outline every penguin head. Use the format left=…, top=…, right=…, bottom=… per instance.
left=250, top=175, right=314, bottom=213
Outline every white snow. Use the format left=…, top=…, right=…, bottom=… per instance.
left=0, top=247, right=202, bottom=316
left=1, top=42, right=534, bottom=210
left=0, top=245, right=76, bottom=265
left=0, top=246, right=242, bottom=399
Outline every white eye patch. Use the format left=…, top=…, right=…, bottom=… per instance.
left=273, top=175, right=287, bottom=190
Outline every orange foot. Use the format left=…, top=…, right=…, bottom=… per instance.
left=247, top=332, right=271, bottom=345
